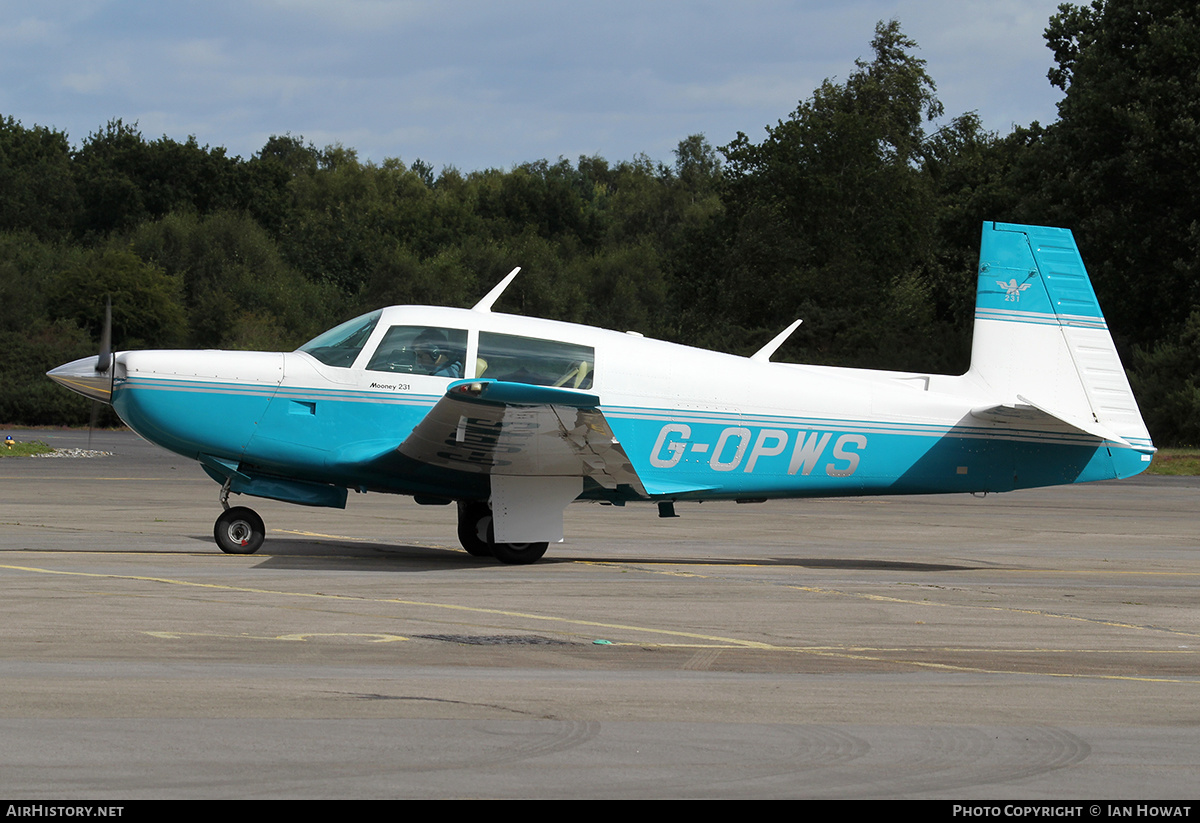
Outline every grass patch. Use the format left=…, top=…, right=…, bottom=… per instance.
left=1145, top=448, right=1200, bottom=476
left=0, top=439, right=55, bottom=457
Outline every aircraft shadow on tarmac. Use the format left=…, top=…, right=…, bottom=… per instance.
left=184, top=534, right=979, bottom=573
left=184, top=533, right=486, bottom=571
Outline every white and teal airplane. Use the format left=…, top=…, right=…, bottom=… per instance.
left=48, top=222, right=1155, bottom=564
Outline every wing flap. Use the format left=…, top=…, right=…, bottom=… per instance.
left=397, top=379, right=648, bottom=495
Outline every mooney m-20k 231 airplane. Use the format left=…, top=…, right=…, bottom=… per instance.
left=48, top=222, right=1155, bottom=564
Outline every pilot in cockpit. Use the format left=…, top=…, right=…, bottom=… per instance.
left=412, top=329, right=463, bottom=378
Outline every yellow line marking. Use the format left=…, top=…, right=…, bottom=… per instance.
left=144, top=630, right=407, bottom=643
left=0, top=562, right=776, bottom=649
left=3, top=561, right=1197, bottom=684
left=0, top=477, right=175, bottom=481
left=785, top=584, right=1200, bottom=639
left=578, top=561, right=1200, bottom=640
left=273, top=529, right=425, bottom=544
left=580, top=560, right=1200, bottom=577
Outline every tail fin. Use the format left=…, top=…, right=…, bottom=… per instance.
left=966, top=222, right=1154, bottom=463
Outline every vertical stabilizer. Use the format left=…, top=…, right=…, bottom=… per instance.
left=968, top=222, right=1153, bottom=455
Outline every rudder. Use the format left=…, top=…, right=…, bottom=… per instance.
left=967, top=222, right=1154, bottom=462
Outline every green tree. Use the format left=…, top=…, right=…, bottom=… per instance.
left=1038, top=0, right=1200, bottom=345
left=922, top=112, right=1032, bottom=359
left=0, top=231, right=83, bottom=334
left=53, top=245, right=187, bottom=350
left=708, top=20, right=947, bottom=367
left=71, top=119, right=150, bottom=237
left=280, top=145, right=442, bottom=293
left=240, top=134, right=322, bottom=236
left=0, top=232, right=95, bottom=425
left=674, top=134, right=722, bottom=197
left=131, top=211, right=342, bottom=349
left=0, top=319, right=97, bottom=426
left=72, top=120, right=246, bottom=239
left=0, top=116, right=81, bottom=240
left=1130, top=310, right=1200, bottom=445
left=475, top=159, right=591, bottom=246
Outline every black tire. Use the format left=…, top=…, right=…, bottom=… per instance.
left=456, top=500, right=548, bottom=564
left=214, top=506, right=265, bottom=555
left=456, top=500, right=493, bottom=557
left=490, top=540, right=549, bottom=565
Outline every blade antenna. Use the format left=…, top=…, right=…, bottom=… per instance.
left=472, top=267, right=520, bottom=313
left=750, top=318, right=803, bottom=363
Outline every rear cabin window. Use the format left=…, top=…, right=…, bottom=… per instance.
left=477, top=332, right=594, bottom=390
left=297, top=310, right=381, bottom=367
left=366, top=326, right=467, bottom=378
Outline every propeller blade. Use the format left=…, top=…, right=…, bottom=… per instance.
left=96, top=298, right=112, bottom=374
left=91, top=297, right=112, bottom=446
left=88, top=399, right=100, bottom=450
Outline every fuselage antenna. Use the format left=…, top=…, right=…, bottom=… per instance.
left=473, top=267, right=521, bottom=313
left=750, top=318, right=803, bottom=362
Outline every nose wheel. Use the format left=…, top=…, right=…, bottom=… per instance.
left=214, top=506, right=265, bottom=554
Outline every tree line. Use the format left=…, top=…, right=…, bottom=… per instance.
left=2, top=1, right=1197, bottom=444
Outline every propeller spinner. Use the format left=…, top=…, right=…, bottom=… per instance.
left=46, top=298, right=114, bottom=404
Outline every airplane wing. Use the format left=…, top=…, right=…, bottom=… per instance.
left=397, top=379, right=648, bottom=496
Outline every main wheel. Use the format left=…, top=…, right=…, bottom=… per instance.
left=456, top=500, right=493, bottom=557
left=214, top=506, right=265, bottom=555
left=490, top=539, right=549, bottom=565
left=456, top=500, right=548, bottom=564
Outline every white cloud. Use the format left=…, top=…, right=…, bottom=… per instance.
left=0, top=16, right=55, bottom=45
left=252, top=0, right=432, bottom=31
left=60, top=70, right=111, bottom=95
left=1, top=0, right=1070, bottom=167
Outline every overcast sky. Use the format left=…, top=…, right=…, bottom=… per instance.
left=1, top=0, right=1068, bottom=172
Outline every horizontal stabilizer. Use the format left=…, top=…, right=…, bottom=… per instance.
left=969, top=395, right=1132, bottom=448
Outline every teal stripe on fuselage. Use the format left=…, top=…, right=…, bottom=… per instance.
left=245, top=386, right=438, bottom=488
left=605, top=413, right=1134, bottom=500
left=114, top=377, right=274, bottom=460
left=604, top=403, right=1107, bottom=444
left=114, top=377, right=439, bottom=488
left=114, top=377, right=1144, bottom=506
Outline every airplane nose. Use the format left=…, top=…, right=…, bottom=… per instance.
left=46, top=356, right=113, bottom=403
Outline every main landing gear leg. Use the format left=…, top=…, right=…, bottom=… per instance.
left=214, top=479, right=265, bottom=555
left=456, top=500, right=549, bottom=565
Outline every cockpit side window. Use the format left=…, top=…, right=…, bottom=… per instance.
left=296, top=310, right=381, bottom=367
left=366, top=326, right=467, bottom=378
left=478, top=332, right=594, bottom=389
